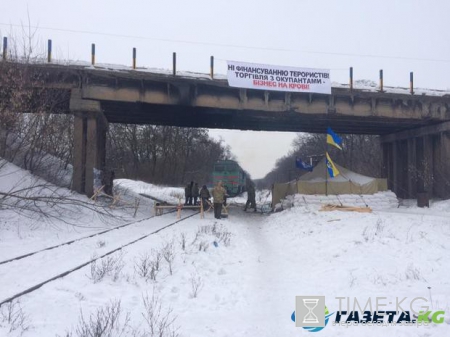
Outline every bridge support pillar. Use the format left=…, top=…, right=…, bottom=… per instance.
left=422, top=135, right=434, bottom=196
left=406, top=138, right=417, bottom=198
left=73, top=114, right=87, bottom=194
left=436, top=131, right=450, bottom=199
left=72, top=112, right=107, bottom=197
left=382, top=142, right=394, bottom=191
left=381, top=122, right=450, bottom=199
left=70, top=90, right=107, bottom=197
left=85, top=114, right=107, bottom=197
left=397, top=140, right=409, bottom=198
left=386, top=140, right=409, bottom=199
left=392, top=141, right=399, bottom=195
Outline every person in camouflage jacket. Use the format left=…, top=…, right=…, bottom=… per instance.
left=212, top=181, right=227, bottom=219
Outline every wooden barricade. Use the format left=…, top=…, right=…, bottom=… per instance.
left=154, top=199, right=213, bottom=219
left=91, top=185, right=140, bottom=217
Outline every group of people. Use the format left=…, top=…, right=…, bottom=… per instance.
left=184, top=181, right=211, bottom=207
left=184, top=178, right=257, bottom=219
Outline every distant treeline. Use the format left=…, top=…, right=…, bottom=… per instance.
left=257, top=133, right=382, bottom=189
left=107, top=125, right=233, bottom=186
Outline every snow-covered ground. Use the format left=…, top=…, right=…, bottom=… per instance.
left=1, top=165, right=450, bottom=336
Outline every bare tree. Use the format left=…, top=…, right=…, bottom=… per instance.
left=0, top=299, right=31, bottom=333
left=63, top=300, right=131, bottom=337
left=107, top=124, right=230, bottom=186
left=162, top=240, right=176, bottom=276
left=141, top=292, right=179, bottom=337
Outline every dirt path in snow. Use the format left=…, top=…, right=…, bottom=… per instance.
left=214, top=209, right=305, bottom=336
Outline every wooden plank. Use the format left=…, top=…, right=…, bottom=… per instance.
left=155, top=205, right=201, bottom=209
left=320, top=204, right=372, bottom=213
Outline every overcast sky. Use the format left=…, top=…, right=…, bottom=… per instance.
left=2, top=0, right=450, bottom=178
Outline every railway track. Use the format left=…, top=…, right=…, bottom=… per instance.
left=0, top=210, right=180, bottom=266
left=0, top=211, right=199, bottom=306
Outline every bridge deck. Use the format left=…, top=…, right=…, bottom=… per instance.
left=5, top=62, right=450, bottom=135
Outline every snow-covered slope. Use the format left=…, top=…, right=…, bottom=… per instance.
left=0, top=161, right=152, bottom=259
left=115, top=179, right=185, bottom=205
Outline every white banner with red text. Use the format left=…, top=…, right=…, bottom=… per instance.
left=227, top=60, right=331, bottom=94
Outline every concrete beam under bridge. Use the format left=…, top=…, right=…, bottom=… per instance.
left=381, top=123, right=450, bottom=199
left=380, top=121, right=450, bottom=143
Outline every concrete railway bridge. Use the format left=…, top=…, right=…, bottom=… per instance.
left=3, top=63, right=450, bottom=199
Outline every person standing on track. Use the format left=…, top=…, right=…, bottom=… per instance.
left=192, top=182, right=200, bottom=205
left=184, top=182, right=192, bottom=205
left=200, top=184, right=211, bottom=210
left=244, top=179, right=257, bottom=212
left=189, top=181, right=194, bottom=205
left=212, top=181, right=227, bottom=219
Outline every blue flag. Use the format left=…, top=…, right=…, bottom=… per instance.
left=295, top=158, right=313, bottom=172
left=327, top=127, right=343, bottom=150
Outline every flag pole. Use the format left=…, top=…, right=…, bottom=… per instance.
left=325, top=137, right=328, bottom=196
left=325, top=154, right=328, bottom=196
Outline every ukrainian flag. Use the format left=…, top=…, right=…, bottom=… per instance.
left=327, top=127, right=342, bottom=150
left=326, top=152, right=340, bottom=178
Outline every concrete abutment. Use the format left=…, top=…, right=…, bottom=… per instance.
left=70, top=90, right=108, bottom=197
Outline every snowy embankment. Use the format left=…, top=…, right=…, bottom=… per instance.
left=115, top=179, right=184, bottom=205
left=1, top=163, right=449, bottom=336
left=0, top=161, right=154, bottom=260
